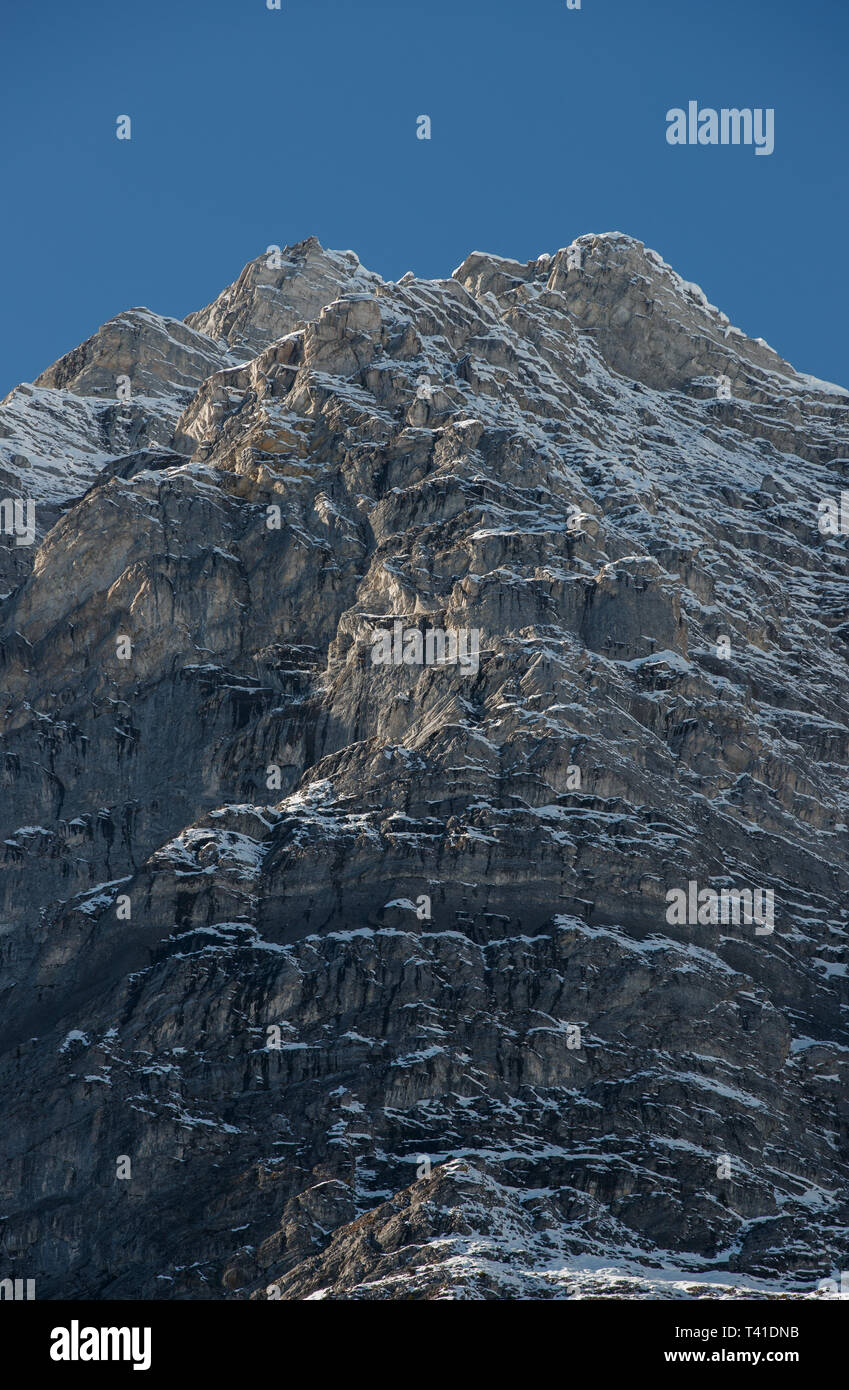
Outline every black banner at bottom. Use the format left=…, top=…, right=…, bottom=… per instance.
left=1, top=1296, right=844, bottom=1379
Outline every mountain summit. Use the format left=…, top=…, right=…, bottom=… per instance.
left=1, top=235, right=847, bottom=1299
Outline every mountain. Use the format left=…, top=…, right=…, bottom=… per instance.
left=1, top=233, right=847, bottom=1300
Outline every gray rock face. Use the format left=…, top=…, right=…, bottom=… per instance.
left=0, top=234, right=847, bottom=1301
left=33, top=307, right=235, bottom=399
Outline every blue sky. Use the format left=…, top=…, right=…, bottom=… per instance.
left=1, top=0, right=847, bottom=396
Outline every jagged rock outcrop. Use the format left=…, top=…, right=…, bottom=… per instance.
left=0, top=233, right=847, bottom=1300
left=185, top=236, right=381, bottom=358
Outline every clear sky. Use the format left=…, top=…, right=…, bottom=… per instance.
left=1, top=0, right=847, bottom=396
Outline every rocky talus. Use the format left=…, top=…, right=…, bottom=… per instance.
left=1, top=233, right=847, bottom=1299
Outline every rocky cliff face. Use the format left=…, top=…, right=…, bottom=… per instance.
left=1, top=233, right=847, bottom=1300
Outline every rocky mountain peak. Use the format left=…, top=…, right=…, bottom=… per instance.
left=0, top=232, right=847, bottom=1300
left=185, top=236, right=382, bottom=359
